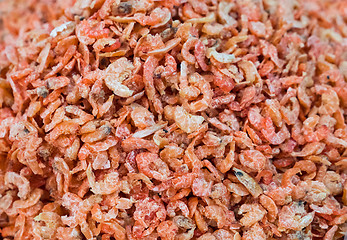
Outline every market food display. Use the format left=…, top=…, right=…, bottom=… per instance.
left=0, top=0, right=346, bottom=239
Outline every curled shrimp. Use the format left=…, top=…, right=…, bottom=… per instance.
left=143, top=56, right=163, bottom=114
left=4, top=172, right=30, bottom=199
left=259, top=194, right=278, bottom=222
left=184, top=73, right=213, bottom=113
left=302, top=115, right=330, bottom=143
left=239, top=150, right=267, bottom=172
left=134, top=7, right=171, bottom=27
left=192, top=176, right=213, bottom=197
left=86, top=165, right=120, bottom=195
left=157, top=220, right=178, bottom=240
left=121, top=137, right=159, bottom=153
left=292, top=180, right=329, bottom=203
left=238, top=203, right=266, bottom=227
left=167, top=200, right=189, bottom=217
left=278, top=202, right=315, bottom=231
left=133, top=196, right=166, bottom=237
left=136, top=152, right=170, bottom=181
left=280, top=97, right=300, bottom=125
left=261, top=117, right=290, bottom=145
left=182, top=38, right=198, bottom=64
left=242, top=222, right=266, bottom=240
left=76, top=19, right=109, bottom=45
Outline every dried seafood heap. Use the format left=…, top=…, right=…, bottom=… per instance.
left=0, top=0, right=347, bottom=239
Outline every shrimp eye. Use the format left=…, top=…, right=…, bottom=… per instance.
left=114, top=2, right=132, bottom=15
left=235, top=170, right=243, bottom=177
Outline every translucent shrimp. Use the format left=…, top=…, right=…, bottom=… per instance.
left=238, top=203, right=266, bottom=227
left=278, top=202, right=315, bottom=231
left=136, top=152, right=170, bottom=181
left=167, top=200, right=189, bottom=217
left=239, top=150, right=267, bottom=172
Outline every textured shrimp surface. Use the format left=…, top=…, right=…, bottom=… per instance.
left=0, top=0, right=347, bottom=239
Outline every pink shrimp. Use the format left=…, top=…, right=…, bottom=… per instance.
left=181, top=37, right=198, bottom=64
left=121, top=137, right=159, bottom=153
left=133, top=196, right=166, bottom=238
left=136, top=152, right=170, bottom=182
left=167, top=200, right=189, bottom=217
left=261, top=117, right=290, bottom=145
left=242, top=222, right=266, bottom=240
left=163, top=53, right=177, bottom=77
left=239, top=150, right=267, bottom=172
left=192, top=176, right=213, bottom=197
left=194, top=40, right=208, bottom=71
left=76, top=19, right=109, bottom=45
left=157, top=220, right=178, bottom=240
left=259, top=194, right=278, bottom=222
left=143, top=56, right=163, bottom=114
left=4, top=172, right=30, bottom=199
left=185, top=73, right=213, bottom=113
left=278, top=202, right=315, bottom=231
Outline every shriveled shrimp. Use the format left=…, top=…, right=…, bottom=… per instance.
left=134, top=7, right=171, bottom=27
left=167, top=200, right=189, bottom=217
left=181, top=38, right=198, bottom=64
left=259, top=194, right=278, bottom=222
left=104, top=57, right=134, bottom=98
left=157, top=220, right=178, bottom=240
left=278, top=202, right=315, bottom=231
left=280, top=97, right=300, bottom=125
left=185, top=73, right=213, bottom=113
left=81, top=123, right=112, bottom=143
left=261, top=117, right=290, bottom=145
left=121, top=137, right=159, bottom=153
left=239, top=150, right=267, bottom=172
left=86, top=165, right=120, bottom=195
left=143, top=56, right=163, bottom=114
left=192, top=176, right=213, bottom=197
left=4, top=172, right=30, bottom=199
left=242, top=223, right=266, bottom=240
left=76, top=19, right=109, bottom=45
left=136, top=152, right=170, bottom=181
left=238, top=203, right=266, bottom=227
left=292, top=180, right=329, bottom=203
